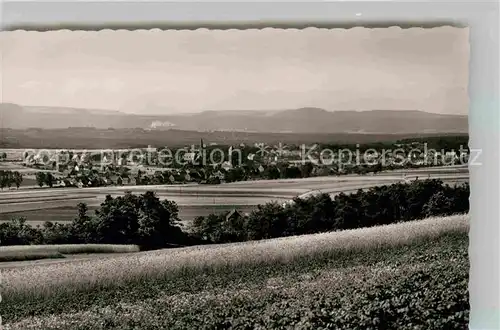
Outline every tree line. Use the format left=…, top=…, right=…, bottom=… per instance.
left=0, top=170, right=23, bottom=190
left=0, top=179, right=469, bottom=248
left=0, top=191, right=189, bottom=249
left=319, top=135, right=469, bottom=154
left=35, top=172, right=56, bottom=188
left=190, top=179, right=469, bottom=243
left=0, top=128, right=467, bottom=150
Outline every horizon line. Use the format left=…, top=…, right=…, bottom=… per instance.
left=1, top=103, right=468, bottom=117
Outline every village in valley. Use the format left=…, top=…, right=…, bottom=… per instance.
left=0, top=136, right=468, bottom=190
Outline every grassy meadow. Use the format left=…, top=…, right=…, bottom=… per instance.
left=2, top=214, right=469, bottom=329
left=0, top=250, right=66, bottom=262
left=0, top=244, right=140, bottom=262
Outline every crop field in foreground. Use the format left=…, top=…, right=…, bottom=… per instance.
left=3, top=214, right=469, bottom=329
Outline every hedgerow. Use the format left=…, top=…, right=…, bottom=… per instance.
left=191, top=179, right=469, bottom=244
left=0, top=179, right=469, bottom=249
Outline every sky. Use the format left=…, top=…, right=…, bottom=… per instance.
left=0, top=27, right=469, bottom=115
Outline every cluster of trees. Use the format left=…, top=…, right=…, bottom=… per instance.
left=0, top=179, right=469, bottom=249
left=319, top=135, right=469, bottom=154
left=35, top=172, right=56, bottom=188
left=190, top=179, right=469, bottom=244
left=396, top=135, right=469, bottom=153
left=0, top=191, right=192, bottom=249
left=0, top=170, right=23, bottom=190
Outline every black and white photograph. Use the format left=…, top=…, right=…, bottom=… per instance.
left=0, top=26, right=471, bottom=329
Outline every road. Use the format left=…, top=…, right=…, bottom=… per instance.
left=0, top=166, right=468, bottom=224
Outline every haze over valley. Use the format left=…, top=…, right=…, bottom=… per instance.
left=0, top=103, right=467, bottom=134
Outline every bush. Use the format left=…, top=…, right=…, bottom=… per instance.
left=0, top=217, right=44, bottom=245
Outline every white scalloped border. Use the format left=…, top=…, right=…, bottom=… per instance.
left=2, top=25, right=468, bottom=33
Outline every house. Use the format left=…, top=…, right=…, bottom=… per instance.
left=221, top=161, right=233, bottom=171
left=129, top=177, right=137, bottom=185
left=145, top=168, right=156, bottom=176
left=80, top=153, right=90, bottom=164
left=24, top=154, right=35, bottom=165
left=365, top=153, right=379, bottom=161
left=214, top=170, right=226, bottom=181
left=312, top=167, right=329, bottom=176
left=183, top=152, right=199, bottom=163
left=122, top=177, right=130, bottom=185
left=445, top=151, right=457, bottom=157
left=32, top=154, right=42, bottom=164
left=109, top=175, right=119, bottom=185
left=226, top=209, right=241, bottom=222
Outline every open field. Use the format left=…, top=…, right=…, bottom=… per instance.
left=0, top=166, right=468, bottom=225
left=0, top=252, right=145, bottom=269
left=0, top=161, right=59, bottom=174
left=0, top=131, right=468, bottom=150
left=1, top=214, right=469, bottom=329
left=0, top=244, right=140, bottom=262
left=0, top=161, right=59, bottom=188
left=0, top=250, right=65, bottom=262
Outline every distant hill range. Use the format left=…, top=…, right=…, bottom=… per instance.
left=0, top=103, right=467, bottom=134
